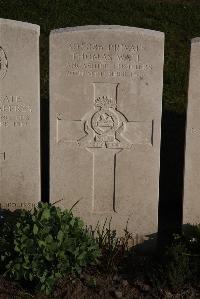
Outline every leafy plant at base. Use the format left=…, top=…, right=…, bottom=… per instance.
left=0, top=209, right=22, bottom=274
left=0, top=203, right=100, bottom=295
left=181, top=224, right=200, bottom=280
left=154, top=228, right=200, bottom=290
left=157, top=235, right=190, bottom=289
left=164, top=239, right=190, bottom=290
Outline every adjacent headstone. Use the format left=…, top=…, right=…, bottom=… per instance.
left=0, top=19, right=40, bottom=210
left=184, top=38, right=200, bottom=225
left=50, top=25, right=164, bottom=242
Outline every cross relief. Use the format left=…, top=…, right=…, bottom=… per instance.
left=57, top=82, right=153, bottom=213
left=0, top=152, right=6, bottom=178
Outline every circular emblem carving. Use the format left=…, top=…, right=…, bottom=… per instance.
left=0, top=47, right=8, bottom=80
left=91, top=110, right=119, bottom=135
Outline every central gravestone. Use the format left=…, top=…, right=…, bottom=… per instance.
left=50, top=26, right=164, bottom=242
left=0, top=19, right=40, bottom=210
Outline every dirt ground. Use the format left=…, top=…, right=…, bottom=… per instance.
left=0, top=271, right=200, bottom=299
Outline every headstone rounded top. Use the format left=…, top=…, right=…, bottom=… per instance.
left=0, top=18, right=40, bottom=34
left=191, top=37, right=200, bottom=44
left=51, top=25, right=164, bottom=39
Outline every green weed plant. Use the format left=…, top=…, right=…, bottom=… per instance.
left=0, top=203, right=100, bottom=295
left=87, top=218, right=133, bottom=273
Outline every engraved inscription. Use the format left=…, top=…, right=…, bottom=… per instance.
left=57, top=83, right=153, bottom=214
left=0, top=47, right=8, bottom=80
left=0, top=202, right=36, bottom=210
left=0, top=95, right=32, bottom=128
left=66, top=42, right=152, bottom=79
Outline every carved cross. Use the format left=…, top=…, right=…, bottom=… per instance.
left=0, top=152, right=5, bottom=163
left=0, top=152, right=5, bottom=178
left=57, top=82, right=153, bottom=213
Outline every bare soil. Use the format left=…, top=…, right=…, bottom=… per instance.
left=0, top=272, right=200, bottom=299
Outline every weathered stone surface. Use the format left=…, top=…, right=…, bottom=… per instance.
left=184, top=38, right=200, bottom=225
left=50, top=25, right=164, bottom=241
left=0, top=19, right=40, bottom=210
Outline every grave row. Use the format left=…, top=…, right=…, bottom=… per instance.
left=0, top=19, right=198, bottom=244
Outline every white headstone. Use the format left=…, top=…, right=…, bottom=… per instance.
left=184, top=38, right=200, bottom=225
left=0, top=19, right=40, bottom=210
left=50, top=25, right=164, bottom=243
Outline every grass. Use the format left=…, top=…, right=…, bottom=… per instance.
left=1, top=0, right=200, bottom=113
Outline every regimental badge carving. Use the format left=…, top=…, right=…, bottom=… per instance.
left=0, top=47, right=8, bottom=80
left=78, top=83, right=132, bottom=149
